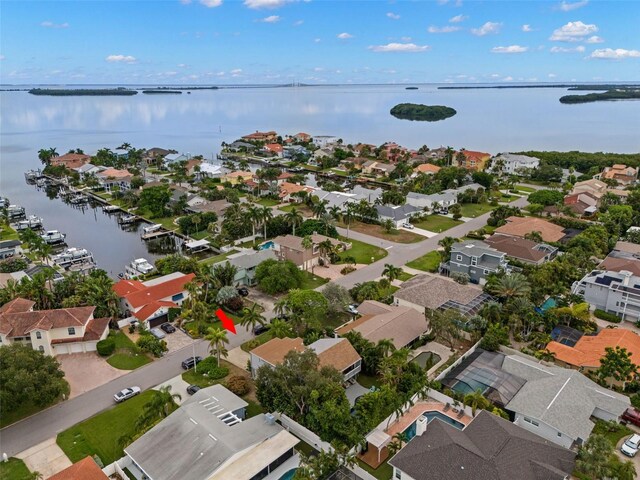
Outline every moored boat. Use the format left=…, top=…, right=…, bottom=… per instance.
left=7, top=205, right=25, bottom=219
left=124, top=258, right=155, bottom=278
left=15, top=215, right=43, bottom=231
left=119, top=214, right=138, bottom=224
left=52, top=247, right=94, bottom=267
left=40, top=230, right=67, bottom=244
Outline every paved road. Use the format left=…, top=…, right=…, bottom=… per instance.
left=0, top=325, right=253, bottom=458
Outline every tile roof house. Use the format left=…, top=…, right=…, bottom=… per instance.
left=563, top=191, right=599, bottom=216
left=186, top=199, right=231, bottom=217
left=278, top=182, right=314, bottom=202
left=272, top=234, right=350, bottom=271
left=362, top=160, right=396, bottom=176
left=597, top=164, right=638, bottom=186
left=0, top=298, right=109, bottom=356
left=263, top=143, right=284, bottom=157
left=571, top=178, right=608, bottom=199
left=457, top=149, right=491, bottom=171
left=96, top=168, right=134, bottom=192
left=485, top=234, right=558, bottom=265
left=50, top=153, right=92, bottom=170
left=250, top=337, right=361, bottom=382
left=293, top=132, right=311, bottom=142
left=494, top=216, right=567, bottom=243
left=336, top=300, right=429, bottom=350
left=47, top=456, right=108, bottom=480
left=375, top=204, right=420, bottom=228
left=112, top=272, right=196, bottom=329
left=389, top=410, right=575, bottom=480
left=394, top=274, right=493, bottom=317
left=124, top=385, right=299, bottom=480
left=412, top=163, right=441, bottom=176
left=241, top=130, right=278, bottom=142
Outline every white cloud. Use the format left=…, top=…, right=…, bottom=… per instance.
left=489, top=73, right=501, bottom=78
left=550, top=45, right=585, bottom=53
left=260, top=15, right=280, bottom=22
left=548, top=73, right=557, bottom=78
left=337, top=32, right=353, bottom=39
left=471, top=22, right=501, bottom=36
left=244, top=0, right=294, bottom=9
left=200, top=0, right=222, bottom=6
left=177, top=63, right=188, bottom=68
left=491, top=45, right=528, bottom=53
left=585, top=35, right=604, bottom=43
left=41, top=21, right=69, bottom=28
left=503, top=76, right=514, bottom=81
left=230, top=68, right=243, bottom=76
left=314, top=38, right=321, bottom=43
left=293, top=19, right=304, bottom=26
left=522, top=24, right=533, bottom=32
left=428, top=25, right=461, bottom=33
left=549, top=21, right=598, bottom=42
left=369, top=42, right=430, bottom=53
left=557, top=0, right=588, bottom=11
left=105, top=54, right=136, bottom=63
left=313, top=67, right=324, bottom=72
left=387, top=12, right=400, bottom=20
left=449, top=14, right=467, bottom=23
left=400, top=36, right=412, bottom=42
left=590, top=48, right=640, bottom=59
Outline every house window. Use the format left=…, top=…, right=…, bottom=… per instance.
left=557, top=432, right=562, bottom=437
left=68, top=327, right=75, bottom=336
left=38, top=346, right=44, bottom=352
left=36, top=331, right=42, bottom=339
left=484, top=269, right=489, bottom=275
left=471, top=257, right=477, bottom=266
left=524, top=417, right=539, bottom=427
left=395, top=469, right=402, bottom=479
left=456, top=255, right=462, bottom=261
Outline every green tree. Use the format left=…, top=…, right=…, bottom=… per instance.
left=136, top=385, right=181, bottom=429
left=255, top=259, right=303, bottom=294
left=597, top=346, right=638, bottom=389
left=425, top=309, right=461, bottom=351
left=528, top=189, right=564, bottom=206
left=285, top=207, right=304, bottom=237
left=205, top=327, right=229, bottom=366
left=576, top=434, right=613, bottom=480
left=269, top=318, right=294, bottom=338
left=463, top=389, right=490, bottom=416
left=139, top=185, right=171, bottom=218
left=322, top=283, right=353, bottom=315
left=212, top=262, right=238, bottom=288
left=240, top=304, right=266, bottom=332
left=488, top=273, right=531, bottom=301
left=281, top=289, right=329, bottom=334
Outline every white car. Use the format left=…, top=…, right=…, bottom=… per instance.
left=402, top=223, right=414, bottom=229
left=114, top=386, right=141, bottom=403
left=347, top=304, right=359, bottom=315
left=150, top=327, right=166, bottom=339
left=621, top=434, right=640, bottom=457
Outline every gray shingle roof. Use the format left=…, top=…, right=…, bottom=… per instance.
left=375, top=204, right=419, bottom=221
left=395, top=274, right=486, bottom=310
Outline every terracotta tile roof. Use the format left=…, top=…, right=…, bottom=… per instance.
left=494, top=216, right=566, bottom=243
left=485, top=234, right=551, bottom=263
left=413, top=163, right=441, bottom=174
left=277, top=171, right=295, bottom=180
left=278, top=182, right=313, bottom=198
left=83, top=317, right=111, bottom=341
left=1, top=305, right=95, bottom=338
left=614, top=242, right=640, bottom=256
left=48, top=456, right=109, bottom=480
left=225, top=171, right=254, bottom=179
left=0, top=297, right=35, bottom=314
left=133, top=301, right=178, bottom=320
left=112, top=279, right=145, bottom=297
left=251, top=337, right=305, bottom=365
left=264, top=143, right=283, bottom=153
left=547, top=329, right=640, bottom=368
left=117, top=273, right=196, bottom=309
left=461, top=150, right=491, bottom=161
left=97, top=168, right=132, bottom=179
left=51, top=153, right=92, bottom=169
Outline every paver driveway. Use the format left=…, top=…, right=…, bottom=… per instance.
left=58, top=352, right=127, bottom=398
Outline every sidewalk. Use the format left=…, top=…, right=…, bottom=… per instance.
left=16, top=438, right=71, bottom=479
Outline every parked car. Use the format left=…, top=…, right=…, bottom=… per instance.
left=181, top=356, right=203, bottom=370
left=346, top=304, right=359, bottom=315
left=622, top=408, right=640, bottom=427
left=114, top=386, right=141, bottom=403
left=402, top=223, right=414, bottom=229
left=160, top=323, right=176, bottom=334
left=237, top=287, right=249, bottom=297
left=253, top=324, right=269, bottom=336
left=186, top=385, right=201, bottom=395
left=150, top=327, right=166, bottom=339
left=621, top=434, right=640, bottom=457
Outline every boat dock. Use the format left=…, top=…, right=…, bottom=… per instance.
left=141, top=230, right=173, bottom=241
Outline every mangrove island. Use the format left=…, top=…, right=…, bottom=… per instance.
left=390, top=103, right=457, bottom=122
left=559, top=89, right=640, bottom=104
left=28, top=88, right=138, bottom=96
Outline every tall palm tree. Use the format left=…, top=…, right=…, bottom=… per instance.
left=343, top=204, right=355, bottom=239
left=301, top=236, right=313, bottom=271
left=246, top=205, right=262, bottom=244
left=136, top=385, right=181, bottom=429
left=463, top=389, right=489, bottom=416
left=328, top=205, right=341, bottom=220
left=480, top=300, right=503, bottom=324
left=260, top=206, right=273, bottom=240
left=269, top=318, right=293, bottom=338
left=312, top=200, right=327, bottom=219
left=240, top=304, right=266, bottom=332
left=488, top=273, right=531, bottom=301
left=205, top=326, right=229, bottom=366
left=318, top=239, right=335, bottom=265
left=377, top=338, right=396, bottom=357
left=382, top=264, right=402, bottom=283
left=285, top=207, right=303, bottom=236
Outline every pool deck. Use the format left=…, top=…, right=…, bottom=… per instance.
left=410, top=341, right=453, bottom=378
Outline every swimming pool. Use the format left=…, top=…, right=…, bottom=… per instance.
left=411, top=352, right=442, bottom=370
left=278, top=468, right=297, bottom=480
left=403, top=411, right=465, bottom=440
left=259, top=241, right=275, bottom=250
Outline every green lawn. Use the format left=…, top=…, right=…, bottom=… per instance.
left=329, top=168, right=349, bottom=177
left=338, top=237, right=387, bottom=265
left=107, top=331, right=152, bottom=370
left=406, top=251, right=441, bottom=272
left=256, top=198, right=280, bottom=207
left=515, top=185, right=536, bottom=193
left=181, top=360, right=247, bottom=388
left=411, top=215, right=462, bottom=233
left=357, top=459, right=393, bottom=480
left=592, top=420, right=633, bottom=448
left=278, top=203, right=303, bottom=213
left=245, top=400, right=266, bottom=419
left=0, top=223, right=19, bottom=241
left=459, top=203, right=495, bottom=218
left=300, top=271, right=329, bottom=289
left=0, top=458, right=33, bottom=480
left=241, top=330, right=274, bottom=352
left=398, top=271, right=415, bottom=282
left=199, top=250, right=238, bottom=266
left=57, top=391, right=172, bottom=465
left=190, top=230, right=210, bottom=240
left=358, top=374, right=382, bottom=390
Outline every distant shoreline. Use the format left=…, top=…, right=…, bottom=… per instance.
left=438, top=84, right=640, bottom=90
left=28, top=88, right=138, bottom=96
left=559, top=89, right=640, bottom=104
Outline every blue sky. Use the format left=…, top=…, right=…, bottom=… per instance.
left=1, top=0, right=639, bottom=84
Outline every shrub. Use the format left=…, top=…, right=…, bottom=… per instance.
left=0, top=256, right=29, bottom=273
left=198, top=357, right=229, bottom=379
left=226, top=375, right=250, bottom=396
left=451, top=272, right=469, bottom=285
left=243, top=339, right=261, bottom=350
left=594, top=309, right=621, bottom=323
left=340, top=266, right=356, bottom=275
left=96, top=337, right=115, bottom=356
left=136, top=334, right=168, bottom=358
left=225, top=297, right=244, bottom=312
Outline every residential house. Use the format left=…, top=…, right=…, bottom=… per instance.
left=278, top=182, right=314, bottom=203
left=250, top=337, right=361, bottom=382
left=443, top=240, right=509, bottom=284
left=263, top=143, right=284, bottom=158
left=293, top=132, right=311, bottom=142
left=124, top=385, right=299, bottom=480
left=547, top=328, right=640, bottom=375
left=381, top=142, right=413, bottom=162
left=112, top=272, right=196, bottom=328
left=563, top=191, right=599, bottom=216
left=457, top=149, right=491, bottom=171
left=485, top=234, right=558, bottom=265
left=163, top=153, right=189, bottom=165
left=361, top=160, right=396, bottom=176
left=271, top=234, right=350, bottom=270
left=389, top=410, right=575, bottom=480
left=226, top=141, right=256, bottom=153
left=406, top=183, right=484, bottom=211
left=241, top=130, right=278, bottom=142
left=336, top=300, right=428, bottom=350
left=185, top=199, right=231, bottom=217
left=184, top=158, right=202, bottom=176
left=375, top=204, right=420, bottom=229
left=48, top=456, right=109, bottom=480
left=0, top=239, right=21, bottom=259
left=490, top=152, right=540, bottom=175
left=220, top=170, right=254, bottom=185
left=283, top=145, right=309, bottom=159
left=412, top=163, right=441, bottom=177
left=144, top=148, right=172, bottom=165
left=353, top=143, right=376, bottom=156
left=599, top=241, right=640, bottom=276
left=198, top=162, right=223, bottom=178
left=572, top=269, right=640, bottom=323
left=0, top=298, right=109, bottom=356
left=494, top=216, right=568, bottom=243
left=74, top=163, right=105, bottom=179
left=596, top=164, right=638, bottom=186
left=50, top=153, right=92, bottom=170
left=311, top=186, right=383, bottom=212
left=569, top=178, right=629, bottom=203
left=217, top=249, right=277, bottom=286
left=395, top=273, right=493, bottom=316
left=311, top=148, right=334, bottom=163
left=169, top=186, right=206, bottom=210
left=96, top=168, right=133, bottom=192
left=312, top=135, right=338, bottom=148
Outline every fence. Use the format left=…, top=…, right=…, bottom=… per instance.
left=102, top=456, right=133, bottom=479
left=435, top=339, right=481, bottom=382
left=277, top=413, right=331, bottom=452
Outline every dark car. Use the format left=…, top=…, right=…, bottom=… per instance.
left=160, top=323, right=176, bottom=334
left=186, top=385, right=201, bottom=395
left=237, top=287, right=249, bottom=297
left=253, top=324, right=269, bottom=335
left=622, top=408, right=640, bottom=427
left=181, top=356, right=203, bottom=370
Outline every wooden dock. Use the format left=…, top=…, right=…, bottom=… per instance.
left=141, top=230, right=172, bottom=241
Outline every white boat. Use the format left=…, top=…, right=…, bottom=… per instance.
left=24, top=170, right=41, bottom=182
left=15, top=215, right=43, bottom=231
left=103, top=205, right=120, bottom=213
left=52, top=247, right=94, bottom=267
left=124, top=258, right=155, bottom=278
left=143, top=224, right=163, bottom=234
left=7, top=205, right=25, bottom=219
left=119, top=214, right=138, bottom=224
left=36, top=178, right=49, bottom=187
left=69, top=194, right=88, bottom=204
left=0, top=197, right=8, bottom=209
left=40, top=230, right=66, bottom=244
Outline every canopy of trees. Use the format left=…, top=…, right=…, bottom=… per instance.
left=255, top=259, right=303, bottom=294
left=390, top=103, right=457, bottom=122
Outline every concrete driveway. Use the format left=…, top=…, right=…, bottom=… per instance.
left=58, top=353, right=127, bottom=398
left=616, top=433, right=640, bottom=470
left=16, top=438, right=71, bottom=478
left=164, top=328, right=196, bottom=353
left=154, top=374, right=191, bottom=405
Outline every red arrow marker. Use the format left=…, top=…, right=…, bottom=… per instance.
left=216, top=308, right=236, bottom=334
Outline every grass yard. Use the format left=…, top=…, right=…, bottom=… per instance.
left=278, top=203, right=314, bottom=217
left=0, top=223, right=19, bottom=241
left=515, top=185, right=536, bottom=193
left=182, top=360, right=253, bottom=393
left=199, top=249, right=238, bottom=266
left=358, top=374, right=382, bottom=390
left=329, top=168, right=349, bottom=177
left=337, top=237, right=387, bottom=265
left=398, top=271, right=415, bottom=282
left=592, top=420, right=633, bottom=448
left=107, top=331, right=152, bottom=370
left=411, top=215, right=462, bottom=233
left=0, top=458, right=33, bottom=480
left=256, top=198, right=280, bottom=207
left=190, top=230, right=210, bottom=240
left=300, top=271, right=329, bottom=290
left=241, top=330, right=274, bottom=352
left=459, top=203, right=495, bottom=218
left=406, top=251, right=441, bottom=272
left=340, top=221, right=423, bottom=244
left=57, top=391, right=171, bottom=465
left=357, top=459, right=393, bottom=480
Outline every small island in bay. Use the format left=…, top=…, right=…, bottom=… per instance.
left=28, top=88, right=138, bottom=96
left=559, top=88, right=640, bottom=104
left=390, top=103, right=456, bottom=122
left=405, top=86, right=419, bottom=90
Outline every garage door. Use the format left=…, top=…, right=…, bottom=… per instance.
left=70, top=343, right=84, bottom=353
left=53, top=345, right=69, bottom=355
left=149, top=314, right=169, bottom=328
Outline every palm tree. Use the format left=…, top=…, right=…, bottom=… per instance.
left=240, top=304, right=266, bottom=332
left=246, top=205, right=262, bottom=244
left=301, top=236, right=313, bottom=270
left=343, top=204, right=355, bottom=239
left=205, top=326, right=229, bottom=366
left=312, top=200, right=327, bottom=219
left=535, top=349, right=556, bottom=363
left=463, top=389, right=489, bottom=416
left=269, top=318, right=293, bottom=338
left=617, top=460, right=637, bottom=480
left=260, top=206, right=273, bottom=240
left=382, top=264, right=402, bottom=283
left=377, top=338, right=396, bottom=357
left=318, top=239, right=334, bottom=265
left=328, top=205, right=341, bottom=220
left=437, top=236, right=457, bottom=260
left=285, top=207, right=303, bottom=236
left=488, top=273, right=531, bottom=301
left=480, top=300, right=502, bottom=323
left=136, top=385, right=181, bottom=429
